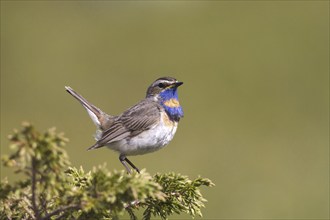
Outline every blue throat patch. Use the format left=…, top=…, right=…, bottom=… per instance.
left=159, top=88, right=184, bottom=121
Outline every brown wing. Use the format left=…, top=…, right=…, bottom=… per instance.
left=87, top=99, right=161, bottom=150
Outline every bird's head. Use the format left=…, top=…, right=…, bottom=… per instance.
left=146, top=77, right=183, bottom=99
left=146, top=76, right=184, bottom=121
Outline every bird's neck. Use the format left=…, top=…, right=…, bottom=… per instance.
left=159, top=89, right=184, bottom=121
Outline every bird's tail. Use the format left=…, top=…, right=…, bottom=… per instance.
left=87, top=143, right=103, bottom=151
left=65, top=86, right=114, bottom=132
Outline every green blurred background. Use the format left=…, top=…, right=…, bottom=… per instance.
left=1, top=1, right=329, bottom=219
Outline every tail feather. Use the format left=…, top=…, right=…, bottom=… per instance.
left=87, top=143, right=103, bottom=151
left=65, top=86, right=113, bottom=130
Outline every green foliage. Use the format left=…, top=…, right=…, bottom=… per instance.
left=0, top=122, right=214, bottom=220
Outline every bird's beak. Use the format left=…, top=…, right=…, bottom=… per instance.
left=175, top=81, right=183, bottom=87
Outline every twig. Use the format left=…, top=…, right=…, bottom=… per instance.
left=124, top=199, right=140, bottom=209
left=41, top=204, right=81, bottom=220
left=31, top=158, right=40, bottom=220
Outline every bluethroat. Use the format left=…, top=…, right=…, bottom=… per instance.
left=65, top=77, right=183, bottom=173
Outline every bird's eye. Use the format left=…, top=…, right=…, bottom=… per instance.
left=158, top=83, right=165, bottom=88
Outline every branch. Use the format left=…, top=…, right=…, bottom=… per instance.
left=31, top=158, right=40, bottom=220
left=41, top=204, right=81, bottom=220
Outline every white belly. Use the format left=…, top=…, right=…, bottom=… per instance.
left=106, top=112, right=178, bottom=156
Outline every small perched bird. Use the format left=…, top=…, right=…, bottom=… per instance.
left=65, top=77, right=184, bottom=173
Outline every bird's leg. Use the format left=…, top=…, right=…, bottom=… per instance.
left=119, top=155, right=132, bottom=174
left=119, top=155, right=140, bottom=173
left=124, top=157, right=140, bottom=173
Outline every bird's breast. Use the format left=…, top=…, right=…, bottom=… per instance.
left=161, top=98, right=184, bottom=121
left=163, top=98, right=180, bottom=108
left=115, top=111, right=178, bottom=156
